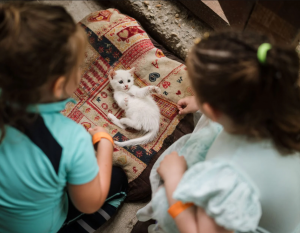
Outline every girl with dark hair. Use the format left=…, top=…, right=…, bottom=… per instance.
left=0, top=3, right=127, bottom=233
left=139, top=31, right=300, bottom=233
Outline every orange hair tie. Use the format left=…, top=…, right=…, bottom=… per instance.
left=92, top=132, right=114, bottom=146
left=168, top=201, right=194, bottom=219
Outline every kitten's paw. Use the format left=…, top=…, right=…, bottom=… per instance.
left=149, top=86, right=161, bottom=94
left=107, top=113, right=114, bottom=121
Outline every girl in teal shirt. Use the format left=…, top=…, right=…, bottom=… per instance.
left=0, top=3, right=127, bottom=233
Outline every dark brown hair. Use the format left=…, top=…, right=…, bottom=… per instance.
left=0, top=3, right=86, bottom=142
left=187, top=31, right=300, bottom=153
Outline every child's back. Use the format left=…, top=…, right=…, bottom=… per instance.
left=205, top=130, right=300, bottom=232
left=0, top=102, right=97, bottom=232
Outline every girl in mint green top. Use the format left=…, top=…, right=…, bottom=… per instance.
left=137, top=31, right=300, bottom=233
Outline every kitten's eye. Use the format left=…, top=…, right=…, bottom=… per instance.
left=128, top=80, right=131, bottom=82
left=119, top=81, right=123, bottom=84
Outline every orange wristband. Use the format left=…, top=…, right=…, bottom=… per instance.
left=92, top=132, right=114, bottom=146
left=168, top=201, right=194, bottom=219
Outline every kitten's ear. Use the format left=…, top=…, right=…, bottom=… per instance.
left=128, top=67, right=135, bottom=76
left=108, top=69, right=117, bottom=80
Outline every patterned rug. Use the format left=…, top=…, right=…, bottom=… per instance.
left=62, top=9, right=192, bottom=182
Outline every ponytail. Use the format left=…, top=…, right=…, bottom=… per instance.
left=0, top=3, right=83, bottom=142
left=188, top=30, right=300, bottom=153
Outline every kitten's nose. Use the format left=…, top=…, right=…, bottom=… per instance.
left=125, top=85, right=128, bottom=88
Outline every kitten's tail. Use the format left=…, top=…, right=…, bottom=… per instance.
left=114, top=126, right=159, bottom=147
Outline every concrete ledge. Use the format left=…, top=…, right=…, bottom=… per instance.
left=108, top=0, right=212, bottom=60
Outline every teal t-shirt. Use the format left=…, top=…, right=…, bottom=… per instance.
left=0, top=99, right=99, bottom=233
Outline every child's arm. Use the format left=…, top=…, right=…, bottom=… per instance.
left=196, top=208, right=233, bottom=233
left=158, top=152, right=198, bottom=233
left=158, top=152, right=233, bottom=233
left=68, top=126, right=113, bottom=214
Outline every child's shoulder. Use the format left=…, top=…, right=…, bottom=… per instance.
left=41, top=112, right=90, bottom=140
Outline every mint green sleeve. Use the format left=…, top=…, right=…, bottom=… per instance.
left=173, top=160, right=262, bottom=232
left=180, top=120, right=222, bottom=168
left=67, top=128, right=99, bottom=185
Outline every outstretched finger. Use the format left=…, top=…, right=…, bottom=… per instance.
left=178, top=106, right=187, bottom=115
left=177, top=98, right=187, bottom=107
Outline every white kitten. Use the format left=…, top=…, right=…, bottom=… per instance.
left=107, top=68, right=161, bottom=147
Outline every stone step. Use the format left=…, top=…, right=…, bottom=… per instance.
left=108, top=0, right=212, bottom=60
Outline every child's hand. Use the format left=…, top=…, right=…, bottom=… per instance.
left=177, top=96, right=199, bottom=114
left=88, top=126, right=108, bottom=136
left=157, top=152, right=187, bottom=181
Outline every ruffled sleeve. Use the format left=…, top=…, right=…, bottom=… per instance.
left=180, top=119, right=222, bottom=168
left=173, top=160, right=262, bottom=232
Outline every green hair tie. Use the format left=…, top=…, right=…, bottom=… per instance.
left=257, top=43, right=272, bottom=64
